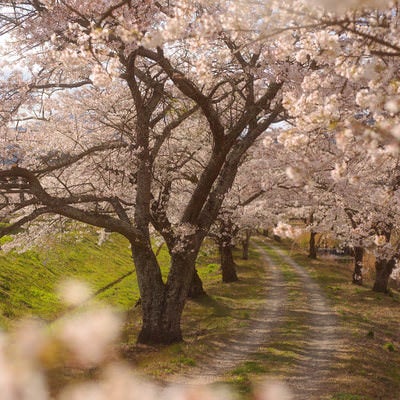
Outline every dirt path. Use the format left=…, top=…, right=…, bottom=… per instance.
left=168, top=243, right=288, bottom=385
left=267, top=243, right=341, bottom=399
left=168, top=242, right=341, bottom=399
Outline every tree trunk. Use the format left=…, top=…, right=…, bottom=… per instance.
left=220, top=243, right=238, bottom=282
left=273, top=234, right=281, bottom=242
left=217, top=215, right=239, bottom=282
left=131, top=244, right=168, bottom=344
left=132, top=243, right=197, bottom=344
left=352, top=246, right=364, bottom=285
left=187, top=268, right=206, bottom=298
left=242, top=230, right=251, bottom=260
left=262, top=229, right=268, bottom=237
left=373, top=257, right=396, bottom=293
left=308, top=231, right=317, bottom=259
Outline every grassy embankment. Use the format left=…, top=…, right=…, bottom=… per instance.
left=0, top=230, right=138, bottom=325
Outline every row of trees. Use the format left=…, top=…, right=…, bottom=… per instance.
left=0, top=0, right=399, bottom=344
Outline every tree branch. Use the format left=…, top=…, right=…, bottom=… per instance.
left=137, top=46, right=225, bottom=148
left=36, top=141, right=128, bottom=175
left=150, top=105, right=199, bottom=160
left=0, top=167, right=143, bottom=243
left=0, top=207, right=50, bottom=238
left=29, top=79, right=92, bottom=90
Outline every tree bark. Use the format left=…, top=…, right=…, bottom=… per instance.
left=241, top=229, right=251, bottom=260
left=220, top=243, right=238, bottom=282
left=131, top=243, right=169, bottom=344
left=217, top=215, right=239, bottom=282
left=132, top=242, right=197, bottom=344
left=187, top=268, right=206, bottom=298
left=308, top=231, right=317, bottom=259
left=352, top=246, right=364, bottom=285
left=373, top=257, right=396, bottom=293
left=262, top=229, right=268, bottom=237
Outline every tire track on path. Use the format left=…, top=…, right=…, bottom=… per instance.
left=169, top=243, right=288, bottom=385
left=266, top=243, right=341, bottom=399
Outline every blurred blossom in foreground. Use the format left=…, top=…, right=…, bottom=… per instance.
left=308, top=0, right=391, bottom=11
left=56, top=307, right=123, bottom=366
left=0, top=280, right=292, bottom=400
left=254, top=382, right=293, bottom=400
left=57, top=279, right=93, bottom=306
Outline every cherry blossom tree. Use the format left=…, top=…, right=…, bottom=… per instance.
left=208, top=137, right=287, bottom=283
left=0, top=0, right=290, bottom=344
left=251, top=0, right=400, bottom=292
left=271, top=117, right=400, bottom=292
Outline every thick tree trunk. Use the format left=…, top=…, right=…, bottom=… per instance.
left=241, top=230, right=251, bottom=260
left=131, top=244, right=168, bottom=344
left=373, top=257, right=396, bottom=293
left=220, top=243, right=238, bottom=282
left=352, top=246, right=364, bottom=285
left=308, top=231, right=317, bottom=259
left=132, top=243, right=197, bottom=344
left=187, top=268, right=206, bottom=298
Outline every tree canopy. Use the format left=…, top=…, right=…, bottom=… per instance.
left=0, top=0, right=399, bottom=341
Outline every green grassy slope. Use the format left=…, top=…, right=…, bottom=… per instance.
left=0, top=229, right=221, bottom=328
left=0, top=230, right=140, bottom=326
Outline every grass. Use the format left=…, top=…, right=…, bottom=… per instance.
left=0, top=229, right=141, bottom=326
left=3, top=230, right=400, bottom=399
left=256, top=246, right=308, bottom=368
left=0, top=230, right=271, bottom=391
left=331, top=395, right=372, bottom=400
left=223, top=243, right=311, bottom=395
left=218, top=237, right=400, bottom=399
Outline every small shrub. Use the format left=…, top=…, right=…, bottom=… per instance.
left=207, top=263, right=220, bottom=273
left=383, top=342, right=395, bottom=352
